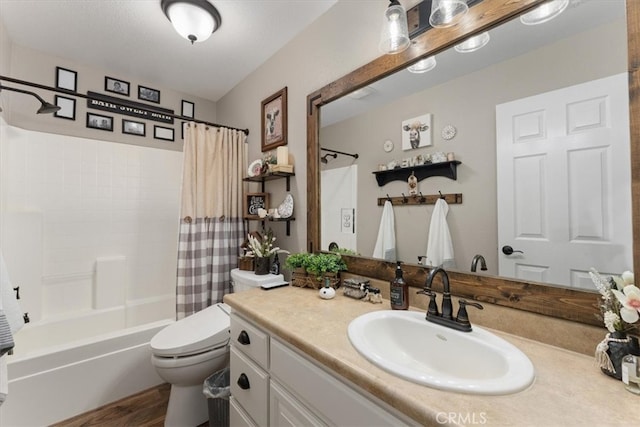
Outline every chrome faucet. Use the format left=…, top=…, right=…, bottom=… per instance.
left=471, top=254, right=487, bottom=272
left=417, top=267, right=483, bottom=332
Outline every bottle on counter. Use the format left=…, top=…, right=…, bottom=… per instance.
left=390, top=261, right=408, bottom=310
left=270, top=253, right=280, bottom=275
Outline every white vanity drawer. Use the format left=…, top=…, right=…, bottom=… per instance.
left=270, top=338, right=413, bottom=426
left=231, top=312, right=269, bottom=368
left=230, top=396, right=258, bottom=427
left=230, top=345, right=269, bottom=427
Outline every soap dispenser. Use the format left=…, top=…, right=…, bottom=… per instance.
left=390, top=261, right=408, bottom=310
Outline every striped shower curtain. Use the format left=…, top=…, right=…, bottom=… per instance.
left=176, top=123, right=247, bottom=319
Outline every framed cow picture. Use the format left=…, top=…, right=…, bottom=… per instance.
left=261, top=87, right=287, bottom=152
left=402, top=113, right=432, bottom=151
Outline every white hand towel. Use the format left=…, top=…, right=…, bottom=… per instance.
left=1, top=253, right=25, bottom=334
left=373, top=200, right=396, bottom=261
left=426, top=198, right=455, bottom=267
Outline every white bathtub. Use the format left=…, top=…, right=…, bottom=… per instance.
left=0, top=306, right=174, bottom=426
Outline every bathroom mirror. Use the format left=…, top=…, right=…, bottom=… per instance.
left=307, top=0, right=640, bottom=326
left=319, top=0, right=630, bottom=289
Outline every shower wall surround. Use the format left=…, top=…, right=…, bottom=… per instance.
left=0, top=119, right=182, bottom=329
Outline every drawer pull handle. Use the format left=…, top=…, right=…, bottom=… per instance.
left=237, top=330, right=251, bottom=345
left=237, top=373, right=250, bottom=390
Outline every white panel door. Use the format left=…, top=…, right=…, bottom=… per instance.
left=321, top=165, right=357, bottom=251
left=496, top=73, right=632, bottom=289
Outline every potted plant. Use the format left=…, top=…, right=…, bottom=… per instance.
left=284, top=252, right=313, bottom=274
left=246, top=229, right=279, bottom=275
left=306, top=253, right=347, bottom=289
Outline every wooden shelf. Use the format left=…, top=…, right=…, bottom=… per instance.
left=244, top=172, right=295, bottom=191
left=372, top=161, right=461, bottom=187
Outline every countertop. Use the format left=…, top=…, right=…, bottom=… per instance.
left=224, top=286, right=638, bottom=426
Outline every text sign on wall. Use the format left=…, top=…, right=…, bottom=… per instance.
left=87, top=91, right=174, bottom=124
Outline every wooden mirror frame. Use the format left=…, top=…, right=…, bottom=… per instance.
left=306, top=0, right=640, bottom=327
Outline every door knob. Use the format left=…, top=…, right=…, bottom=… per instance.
left=502, top=245, right=524, bottom=255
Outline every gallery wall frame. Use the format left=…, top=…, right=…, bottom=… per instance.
left=55, top=67, right=77, bottom=92
left=139, top=85, right=160, bottom=104
left=87, top=112, right=113, bottom=132
left=154, top=125, right=174, bottom=141
left=181, top=100, right=194, bottom=118
left=54, top=95, right=76, bottom=120
left=123, top=119, right=145, bottom=137
left=105, top=76, right=130, bottom=96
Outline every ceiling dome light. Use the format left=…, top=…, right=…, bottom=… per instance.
left=520, top=0, right=569, bottom=26
left=454, top=31, right=490, bottom=53
left=161, top=0, right=221, bottom=44
left=379, top=0, right=410, bottom=55
left=429, top=0, right=469, bottom=28
left=408, top=56, right=437, bottom=74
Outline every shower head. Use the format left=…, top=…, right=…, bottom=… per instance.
left=321, top=153, right=338, bottom=164
left=0, top=84, right=61, bottom=115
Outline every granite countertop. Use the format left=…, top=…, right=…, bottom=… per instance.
left=224, top=286, right=638, bottom=426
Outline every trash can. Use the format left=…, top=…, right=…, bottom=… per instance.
left=203, top=367, right=230, bottom=427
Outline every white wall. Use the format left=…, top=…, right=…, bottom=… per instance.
left=0, top=120, right=181, bottom=324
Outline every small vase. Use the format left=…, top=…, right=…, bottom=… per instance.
left=254, top=256, right=271, bottom=275
left=597, top=331, right=631, bottom=380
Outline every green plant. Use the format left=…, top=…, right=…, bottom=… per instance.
left=284, top=252, right=313, bottom=270
left=306, top=253, right=347, bottom=279
left=329, top=247, right=358, bottom=256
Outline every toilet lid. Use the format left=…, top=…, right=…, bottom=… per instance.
left=150, top=303, right=230, bottom=357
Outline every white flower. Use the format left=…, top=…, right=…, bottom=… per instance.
left=603, top=311, right=620, bottom=333
left=612, top=285, right=640, bottom=324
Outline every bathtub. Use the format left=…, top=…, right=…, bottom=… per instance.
left=0, top=309, right=174, bottom=426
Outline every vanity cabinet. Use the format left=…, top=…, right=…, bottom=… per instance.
left=229, top=311, right=414, bottom=427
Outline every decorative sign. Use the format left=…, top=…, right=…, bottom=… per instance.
left=87, top=91, right=174, bottom=124
left=244, top=193, right=269, bottom=220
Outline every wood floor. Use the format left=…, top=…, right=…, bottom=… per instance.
left=51, top=383, right=207, bottom=427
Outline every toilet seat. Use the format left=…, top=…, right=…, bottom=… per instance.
left=150, top=303, right=231, bottom=358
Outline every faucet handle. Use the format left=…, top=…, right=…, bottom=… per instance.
left=417, top=289, right=439, bottom=317
left=455, top=300, right=484, bottom=327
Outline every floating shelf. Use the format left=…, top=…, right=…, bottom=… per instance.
left=372, top=161, right=461, bottom=187
left=244, top=171, right=295, bottom=191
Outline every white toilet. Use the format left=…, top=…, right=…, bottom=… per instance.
left=150, top=269, right=284, bottom=426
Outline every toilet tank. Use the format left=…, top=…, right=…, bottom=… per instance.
left=230, top=268, right=284, bottom=292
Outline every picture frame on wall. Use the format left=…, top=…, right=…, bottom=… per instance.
left=244, top=193, right=270, bottom=220
left=154, top=125, right=174, bottom=141
left=87, top=112, right=113, bottom=131
left=181, top=100, right=194, bottom=118
left=261, top=87, right=287, bottom=152
left=139, top=85, right=160, bottom=103
left=55, top=66, right=77, bottom=92
left=123, top=119, right=145, bottom=137
left=105, top=76, right=130, bottom=96
left=54, top=95, right=76, bottom=120
left=401, top=113, right=432, bottom=151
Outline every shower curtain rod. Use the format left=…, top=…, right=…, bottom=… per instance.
left=0, top=75, right=250, bottom=136
left=320, top=147, right=359, bottom=159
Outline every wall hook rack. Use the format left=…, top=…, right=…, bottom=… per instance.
left=377, top=192, right=463, bottom=206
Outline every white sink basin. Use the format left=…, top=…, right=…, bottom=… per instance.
left=348, top=310, right=535, bottom=395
